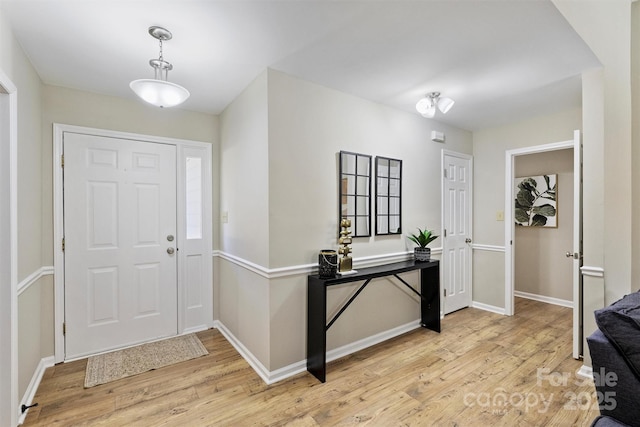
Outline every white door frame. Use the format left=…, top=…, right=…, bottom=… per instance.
left=441, top=149, right=473, bottom=314
left=0, top=68, right=18, bottom=427
left=504, top=131, right=581, bottom=355
left=53, top=124, right=213, bottom=362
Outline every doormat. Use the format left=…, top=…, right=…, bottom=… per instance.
left=84, top=333, right=208, bottom=388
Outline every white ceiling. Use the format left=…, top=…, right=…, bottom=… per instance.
left=0, top=0, right=600, bottom=131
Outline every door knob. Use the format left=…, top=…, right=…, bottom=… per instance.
left=167, top=247, right=175, bottom=255
left=465, top=238, right=472, bottom=243
left=566, top=251, right=572, bottom=258
left=167, top=235, right=174, bottom=242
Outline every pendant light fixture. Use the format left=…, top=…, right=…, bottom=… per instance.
left=416, top=92, right=455, bottom=118
left=130, top=26, right=190, bottom=108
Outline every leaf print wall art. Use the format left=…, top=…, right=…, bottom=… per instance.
left=514, top=174, right=557, bottom=227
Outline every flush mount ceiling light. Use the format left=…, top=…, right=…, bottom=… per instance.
left=130, top=26, right=190, bottom=108
left=416, top=92, right=455, bottom=118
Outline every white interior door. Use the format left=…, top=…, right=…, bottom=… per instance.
left=572, top=130, right=583, bottom=359
left=64, top=132, right=178, bottom=359
left=442, top=151, right=473, bottom=314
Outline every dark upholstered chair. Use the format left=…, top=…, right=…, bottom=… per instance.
left=587, top=292, right=640, bottom=427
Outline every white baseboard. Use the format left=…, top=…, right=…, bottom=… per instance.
left=514, top=291, right=572, bottom=308
left=18, top=356, right=54, bottom=425
left=577, top=364, right=593, bottom=381
left=214, top=319, right=423, bottom=385
left=213, top=321, right=274, bottom=384
left=471, top=301, right=506, bottom=315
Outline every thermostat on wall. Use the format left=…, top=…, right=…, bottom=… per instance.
left=431, top=131, right=445, bottom=143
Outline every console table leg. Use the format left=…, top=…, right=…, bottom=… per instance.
left=307, top=277, right=327, bottom=382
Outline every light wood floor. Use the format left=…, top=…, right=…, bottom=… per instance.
left=23, top=298, right=600, bottom=426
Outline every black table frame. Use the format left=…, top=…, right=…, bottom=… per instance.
left=306, top=259, right=440, bottom=383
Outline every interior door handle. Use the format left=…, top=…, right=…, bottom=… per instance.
left=167, top=247, right=175, bottom=255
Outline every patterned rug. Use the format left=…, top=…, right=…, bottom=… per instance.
left=84, top=333, right=209, bottom=388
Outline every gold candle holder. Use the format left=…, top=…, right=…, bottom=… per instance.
left=339, top=218, right=353, bottom=272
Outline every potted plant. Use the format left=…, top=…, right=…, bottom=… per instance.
left=407, top=228, right=439, bottom=261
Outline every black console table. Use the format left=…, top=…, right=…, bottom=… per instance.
left=307, top=259, right=440, bottom=383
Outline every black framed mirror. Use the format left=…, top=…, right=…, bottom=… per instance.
left=375, top=156, right=402, bottom=235
left=339, top=151, right=371, bottom=237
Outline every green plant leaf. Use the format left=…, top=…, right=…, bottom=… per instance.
left=406, top=228, right=438, bottom=248
left=515, top=208, right=529, bottom=223
left=516, top=189, right=534, bottom=209
left=531, top=214, right=548, bottom=226
left=518, top=178, right=537, bottom=192
left=532, top=204, right=556, bottom=217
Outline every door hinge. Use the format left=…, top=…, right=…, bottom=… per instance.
left=62, top=322, right=66, bottom=336
left=62, top=237, right=65, bottom=252
left=444, top=289, right=447, bottom=297
left=444, top=169, right=447, bottom=178
left=61, top=154, right=64, bottom=168
left=444, top=229, right=447, bottom=237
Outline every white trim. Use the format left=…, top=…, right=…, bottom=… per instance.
left=471, top=301, right=506, bottom=315
left=471, top=244, right=505, bottom=253
left=505, top=137, right=576, bottom=317
left=213, top=250, right=441, bottom=280
left=214, top=319, right=422, bottom=384
left=576, top=364, right=593, bottom=381
left=514, top=290, right=573, bottom=308
left=214, top=320, right=273, bottom=384
left=581, top=266, right=604, bottom=278
left=18, top=356, right=55, bottom=425
left=53, top=123, right=213, bottom=363
left=0, top=67, right=18, bottom=427
left=17, top=266, right=54, bottom=296
left=53, top=125, right=64, bottom=362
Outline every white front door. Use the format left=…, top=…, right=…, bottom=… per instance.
left=64, top=132, right=178, bottom=359
left=442, top=151, right=473, bottom=314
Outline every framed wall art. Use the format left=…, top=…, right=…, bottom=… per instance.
left=514, top=174, right=557, bottom=227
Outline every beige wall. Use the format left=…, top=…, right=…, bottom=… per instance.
left=219, top=71, right=270, bottom=266
left=514, top=149, right=573, bottom=302
left=218, top=71, right=271, bottom=364
left=42, top=85, right=220, bottom=264
left=553, top=0, right=633, bottom=305
left=553, top=0, right=634, bottom=366
left=0, top=6, right=49, bottom=413
left=473, top=108, right=581, bottom=309
left=216, top=69, right=473, bottom=371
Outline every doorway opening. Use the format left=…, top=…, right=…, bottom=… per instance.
left=505, top=131, right=582, bottom=358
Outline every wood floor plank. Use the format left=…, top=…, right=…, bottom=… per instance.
left=23, top=298, right=600, bottom=426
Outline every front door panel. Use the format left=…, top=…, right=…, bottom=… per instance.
left=64, top=132, right=177, bottom=359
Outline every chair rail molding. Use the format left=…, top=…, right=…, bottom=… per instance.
left=17, top=266, right=54, bottom=296
left=581, top=266, right=604, bottom=278
left=214, top=249, right=443, bottom=280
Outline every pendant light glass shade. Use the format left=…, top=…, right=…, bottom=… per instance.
left=130, top=26, right=190, bottom=108
left=416, top=92, right=454, bottom=118
left=437, top=96, right=455, bottom=114
left=130, top=79, right=190, bottom=108
left=416, top=97, right=436, bottom=118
